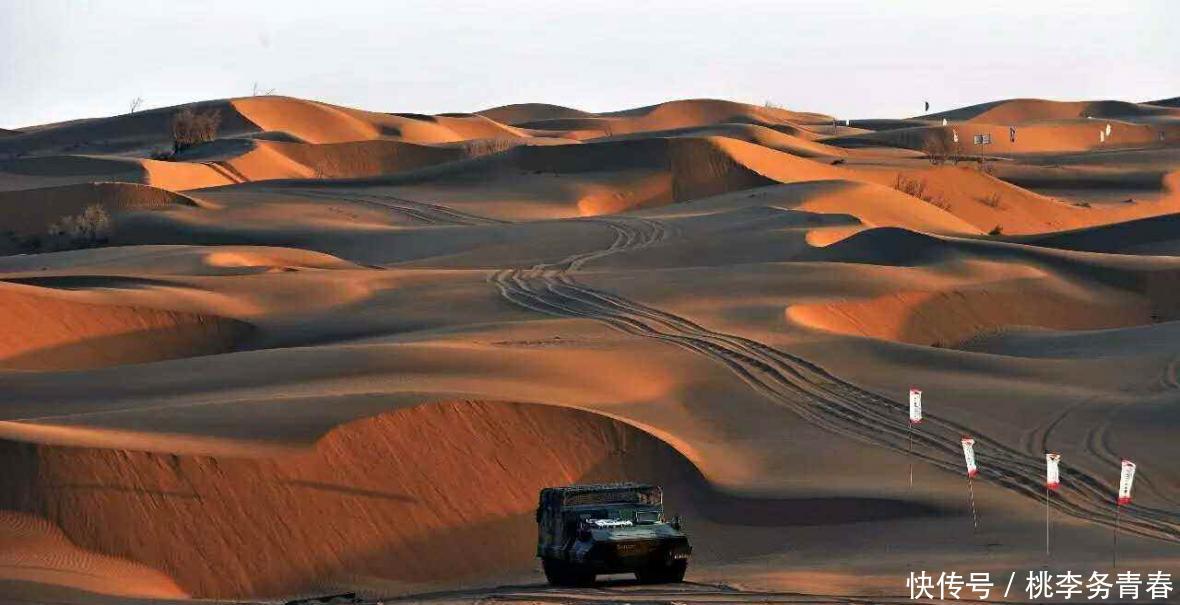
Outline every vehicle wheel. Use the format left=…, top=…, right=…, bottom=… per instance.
left=542, top=558, right=569, bottom=586
left=567, top=566, right=596, bottom=587
left=635, top=559, right=687, bottom=584
left=542, top=558, right=595, bottom=587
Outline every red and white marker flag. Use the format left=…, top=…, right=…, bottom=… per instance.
left=1118, top=460, right=1136, bottom=505
left=1046, top=453, right=1062, bottom=490
left=909, top=389, right=922, bottom=424
left=961, top=437, right=977, bottom=477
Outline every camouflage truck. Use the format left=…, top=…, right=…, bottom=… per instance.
left=535, top=483, right=691, bottom=586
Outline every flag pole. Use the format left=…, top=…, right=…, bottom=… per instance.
left=1045, top=484, right=1051, bottom=557
left=1045, top=453, right=1061, bottom=559
left=1114, top=460, right=1136, bottom=572
left=1113, top=504, right=1120, bottom=571
left=908, top=422, right=914, bottom=487
left=967, top=473, right=979, bottom=532
left=961, top=437, right=979, bottom=533
left=908, top=389, right=921, bottom=488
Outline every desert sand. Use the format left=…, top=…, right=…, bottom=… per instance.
left=1, top=95, right=1179, bottom=604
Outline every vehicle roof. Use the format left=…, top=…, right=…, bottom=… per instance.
left=542, top=482, right=655, bottom=494
left=539, top=482, right=662, bottom=508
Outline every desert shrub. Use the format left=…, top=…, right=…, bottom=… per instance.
left=894, top=174, right=927, bottom=198
left=923, top=137, right=950, bottom=165
left=461, top=137, right=520, bottom=157
left=979, top=192, right=1004, bottom=208
left=922, top=129, right=961, bottom=165
left=893, top=174, right=951, bottom=211
left=46, top=204, right=112, bottom=250
left=150, top=148, right=175, bottom=161
left=926, top=194, right=951, bottom=210
left=171, top=108, right=221, bottom=153
left=988, top=225, right=1004, bottom=236
left=1072, top=201, right=1092, bottom=208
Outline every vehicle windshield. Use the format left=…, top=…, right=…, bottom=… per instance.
left=634, top=510, right=660, bottom=524
left=570, top=507, right=661, bottom=524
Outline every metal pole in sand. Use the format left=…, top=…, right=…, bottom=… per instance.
left=1113, top=504, right=1121, bottom=571
left=908, top=423, right=914, bottom=487
left=1045, top=485, right=1051, bottom=557
left=968, top=474, right=980, bottom=532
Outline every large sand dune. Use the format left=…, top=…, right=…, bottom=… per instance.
left=2, top=93, right=1180, bottom=603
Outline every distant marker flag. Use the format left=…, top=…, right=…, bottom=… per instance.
left=1046, top=453, right=1062, bottom=490
left=961, top=437, right=977, bottom=477
left=1118, top=460, right=1136, bottom=505
left=909, top=389, right=922, bottom=424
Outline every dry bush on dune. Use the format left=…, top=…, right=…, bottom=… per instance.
left=171, top=107, right=221, bottom=153
left=893, top=174, right=951, bottom=211
left=922, top=130, right=961, bottom=165
left=460, top=137, right=520, bottom=157
left=979, top=192, right=1004, bottom=209
left=46, top=204, right=112, bottom=250
left=894, top=173, right=929, bottom=199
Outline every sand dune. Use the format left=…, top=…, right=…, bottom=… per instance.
left=2, top=93, right=1180, bottom=603
left=233, top=97, right=529, bottom=145
left=786, top=274, right=1150, bottom=347
left=0, top=244, right=361, bottom=276
left=290, top=136, right=848, bottom=219
left=0, top=401, right=705, bottom=597
left=1020, top=212, right=1180, bottom=255
left=921, top=98, right=1180, bottom=123
left=477, top=102, right=593, bottom=125
left=0, top=511, right=185, bottom=599
left=0, top=281, right=252, bottom=371
left=0, top=182, right=197, bottom=240
left=592, top=123, right=843, bottom=157
left=831, top=119, right=1173, bottom=156
left=0, top=155, right=147, bottom=191
left=498, top=99, right=834, bottom=140
left=0, top=99, right=258, bottom=157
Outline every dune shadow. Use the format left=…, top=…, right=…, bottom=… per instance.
left=1, top=275, right=177, bottom=290
left=278, top=480, right=416, bottom=502
left=0, top=318, right=256, bottom=371
left=41, top=484, right=201, bottom=499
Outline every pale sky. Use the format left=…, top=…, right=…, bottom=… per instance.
left=2, top=0, right=1177, bottom=129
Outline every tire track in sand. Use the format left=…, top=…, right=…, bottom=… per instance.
left=489, top=215, right=1180, bottom=544
left=295, top=189, right=507, bottom=226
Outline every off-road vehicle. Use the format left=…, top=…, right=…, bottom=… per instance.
left=536, top=482, right=691, bottom=586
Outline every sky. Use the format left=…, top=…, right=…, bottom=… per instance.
left=2, top=0, right=1177, bottom=129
